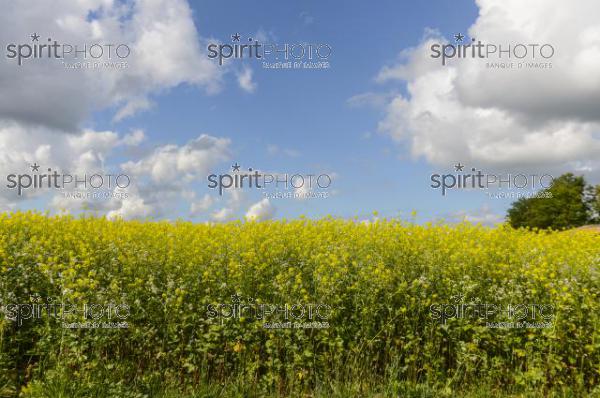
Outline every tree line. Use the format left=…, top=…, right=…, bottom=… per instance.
left=507, top=173, right=600, bottom=229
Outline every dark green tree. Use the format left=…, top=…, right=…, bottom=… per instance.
left=507, top=173, right=596, bottom=229
left=589, top=184, right=600, bottom=224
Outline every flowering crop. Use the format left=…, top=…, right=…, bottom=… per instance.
left=0, top=212, right=599, bottom=396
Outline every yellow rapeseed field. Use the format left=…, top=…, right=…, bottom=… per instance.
left=0, top=212, right=599, bottom=396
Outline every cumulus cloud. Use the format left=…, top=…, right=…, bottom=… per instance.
left=112, top=134, right=231, bottom=218
left=211, top=207, right=234, bottom=222
left=75, top=133, right=231, bottom=220
left=0, top=0, right=223, bottom=130
left=0, top=121, right=135, bottom=213
left=245, top=198, right=275, bottom=221
left=208, top=186, right=246, bottom=222
left=0, top=1, right=250, bottom=221
left=107, top=194, right=153, bottom=220
left=447, top=205, right=505, bottom=226
left=113, top=98, right=153, bottom=123
left=236, top=67, right=257, bottom=93
left=374, top=0, right=600, bottom=176
left=0, top=123, right=231, bottom=219
left=0, top=122, right=120, bottom=180
left=121, top=134, right=230, bottom=185
left=190, top=193, right=214, bottom=216
left=120, top=129, right=146, bottom=146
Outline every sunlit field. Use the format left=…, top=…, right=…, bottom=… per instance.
left=1, top=212, right=599, bottom=397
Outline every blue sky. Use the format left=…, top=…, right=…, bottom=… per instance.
left=92, top=0, right=486, bottom=222
left=2, top=0, right=598, bottom=223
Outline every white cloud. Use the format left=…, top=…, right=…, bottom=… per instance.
left=0, top=121, right=133, bottom=209
left=293, top=183, right=311, bottom=201
left=0, top=1, right=255, bottom=220
left=252, top=28, right=276, bottom=44
left=111, top=134, right=231, bottom=218
left=299, top=11, right=315, bottom=26
left=107, top=194, right=153, bottom=220
left=190, top=193, right=214, bottom=216
left=120, top=129, right=146, bottom=146
left=0, top=122, right=231, bottom=219
left=375, top=0, right=600, bottom=175
left=121, top=134, right=230, bottom=184
left=267, top=145, right=300, bottom=157
left=211, top=207, right=234, bottom=222
left=0, top=122, right=118, bottom=173
left=0, top=0, right=223, bottom=130
left=208, top=186, right=246, bottom=222
left=347, top=92, right=396, bottom=109
left=448, top=205, right=505, bottom=226
left=113, top=98, right=153, bottom=123
left=236, top=67, right=257, bottom=93
left=245, top=198, right=275, bottom=221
